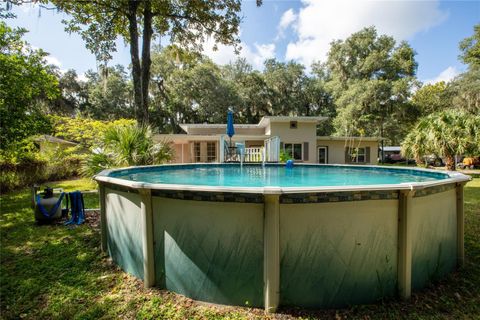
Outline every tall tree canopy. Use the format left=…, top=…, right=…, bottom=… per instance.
left=12, top=0, right=261, bottom=126
left=459, top=24, right=480, bottom=68
left=404, top=25, right=480, bottom=170
left=452, top=24, right=480, bottom=114
left=411, top=81, right=453, bottom=116
left=325, top=27, right=418, bottom=144
left=84, top=65, right=134, bottom=120
left=222, top=58, right=269, bottom=124
left=0, top=21, right=59, bottom=149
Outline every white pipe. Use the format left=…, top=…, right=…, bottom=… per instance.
left=262, top=148, right=266, bottom=168
left=240, top=148, right=244, bottom=168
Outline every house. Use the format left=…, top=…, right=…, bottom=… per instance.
left=33, top=135, right=78, bottom=153
left=154, top=116, right=381, bottom=165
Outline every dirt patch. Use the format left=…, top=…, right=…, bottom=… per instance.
left=42, top=210, right=100, bottom=230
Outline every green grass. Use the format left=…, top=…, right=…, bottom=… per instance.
left=1, top=178, right=479, bottom=319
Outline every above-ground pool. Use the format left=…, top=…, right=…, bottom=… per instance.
left=95, top=164, right=470, bottom=312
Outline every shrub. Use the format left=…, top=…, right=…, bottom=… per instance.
left=0, top=141, right=86, bottom=193
left=49, top=115, right=136, bottom=149
left=82, top=124, right=174, bottom=177
left=0, top=150, right=48, bottom=193
left=279, top=150, right=292, bottom=163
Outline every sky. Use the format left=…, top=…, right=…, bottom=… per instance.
left=5, top=0, right=480, bottom=84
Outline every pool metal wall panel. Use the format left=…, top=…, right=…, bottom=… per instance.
left=152, top=197, right=264, bottom=307
left=411, top=189, right=457, bottom=289
left=105, top=188, right=144, bottom=280
left=279, top=200, right=398, bottom=308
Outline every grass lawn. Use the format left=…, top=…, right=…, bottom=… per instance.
left=1, top=177, right=479, bottom=319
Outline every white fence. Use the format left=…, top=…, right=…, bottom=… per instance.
left=244, top=147, right=263, bottom=162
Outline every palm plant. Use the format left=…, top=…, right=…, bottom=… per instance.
left=402, top=110, right=480, bottom=170
left=82, top=124, right=174, bottom=176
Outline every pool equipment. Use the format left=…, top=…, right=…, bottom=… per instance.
left=285, top=159, right=294, bottom=168
left=35, top=187, right=64, bottom=221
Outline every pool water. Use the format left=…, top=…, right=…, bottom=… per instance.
left=109, top=164, right=448, bottom=188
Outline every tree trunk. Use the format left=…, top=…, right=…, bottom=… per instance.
left=141, top=0, right=153, bottom=126
left=445, top=154, right=456, bottom=171
left=127, top=1, right=144, bottom=126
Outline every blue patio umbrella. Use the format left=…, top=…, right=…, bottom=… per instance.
left=226, top=110, right=235, bottom=146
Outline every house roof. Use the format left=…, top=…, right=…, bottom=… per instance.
left=316, top=136, right=384, bottom=142
left=179, top=116, right=328, bottom=133
left=380, top=146, right=401, bottom=151
left=154, top=134, right=270, bottom=143
left=34, top=135, right=78, bottom=146
left=178, top=123, right=259, bottom=133
left=258, top=116, right=327, bottom=127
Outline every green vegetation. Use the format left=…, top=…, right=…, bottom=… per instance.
left=50, top=116, right=137, bottom=149
left=82, top=124, right=174, bottom=176
left=1, top=178, right=479, bottom=319
left=0, top=117, right=137, bottom=193
left=402, top=110, right=480, bottom=170
left=1, top=4, right=478, bottom=318
left=0, top=21, right=58, bottom=149
left=40, top=0, right=259, bottom=125
left=326, top=27, right=418, bottom=145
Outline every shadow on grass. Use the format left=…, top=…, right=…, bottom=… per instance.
left=1, top=179, right=479, bottom=319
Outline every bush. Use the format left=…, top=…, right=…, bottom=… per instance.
left=49, top=115, right=136, bottom=149
left=81, top=124, right=174, bottom=177
left=0, top=151, right=48, bottom=193
left=0, top=118, right=166, bottom=191
left=44, top=148, right=87, bottom=181
left=279, top=150, right=292, bottom=163
left=0, top=141, right=86, bottom=193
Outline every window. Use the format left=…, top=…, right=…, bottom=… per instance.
left=284, top=143, right=302, bottom=161
left=207, top=142, right=216, bottom=162
left=290, top=121, right=298, bottom=129
left=350, top=147, right=366, bottom=163
left=194, top=142, right=201, bottom=162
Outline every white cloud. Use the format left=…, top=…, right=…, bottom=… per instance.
left=278, top=9, right=297, bottom=32
left=45, top=55, right=62, bottom=68
left=202, top=38, right=275, bottom=70
left=285, top=0, right=448, bottom=67
left=424, top=66, right=459, bottom=85
left=253, top=43, right=275, bottom=66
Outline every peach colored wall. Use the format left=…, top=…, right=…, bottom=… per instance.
left=170, top=143, right=194, bottom=163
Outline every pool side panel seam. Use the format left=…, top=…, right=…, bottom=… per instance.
left=280, top=190, right=399, bottom=203
left=102, top=181, right=457, bottom=203
left=412, top=183, right=456, bottom=198
left=151, top=189, right=265, bottom=203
